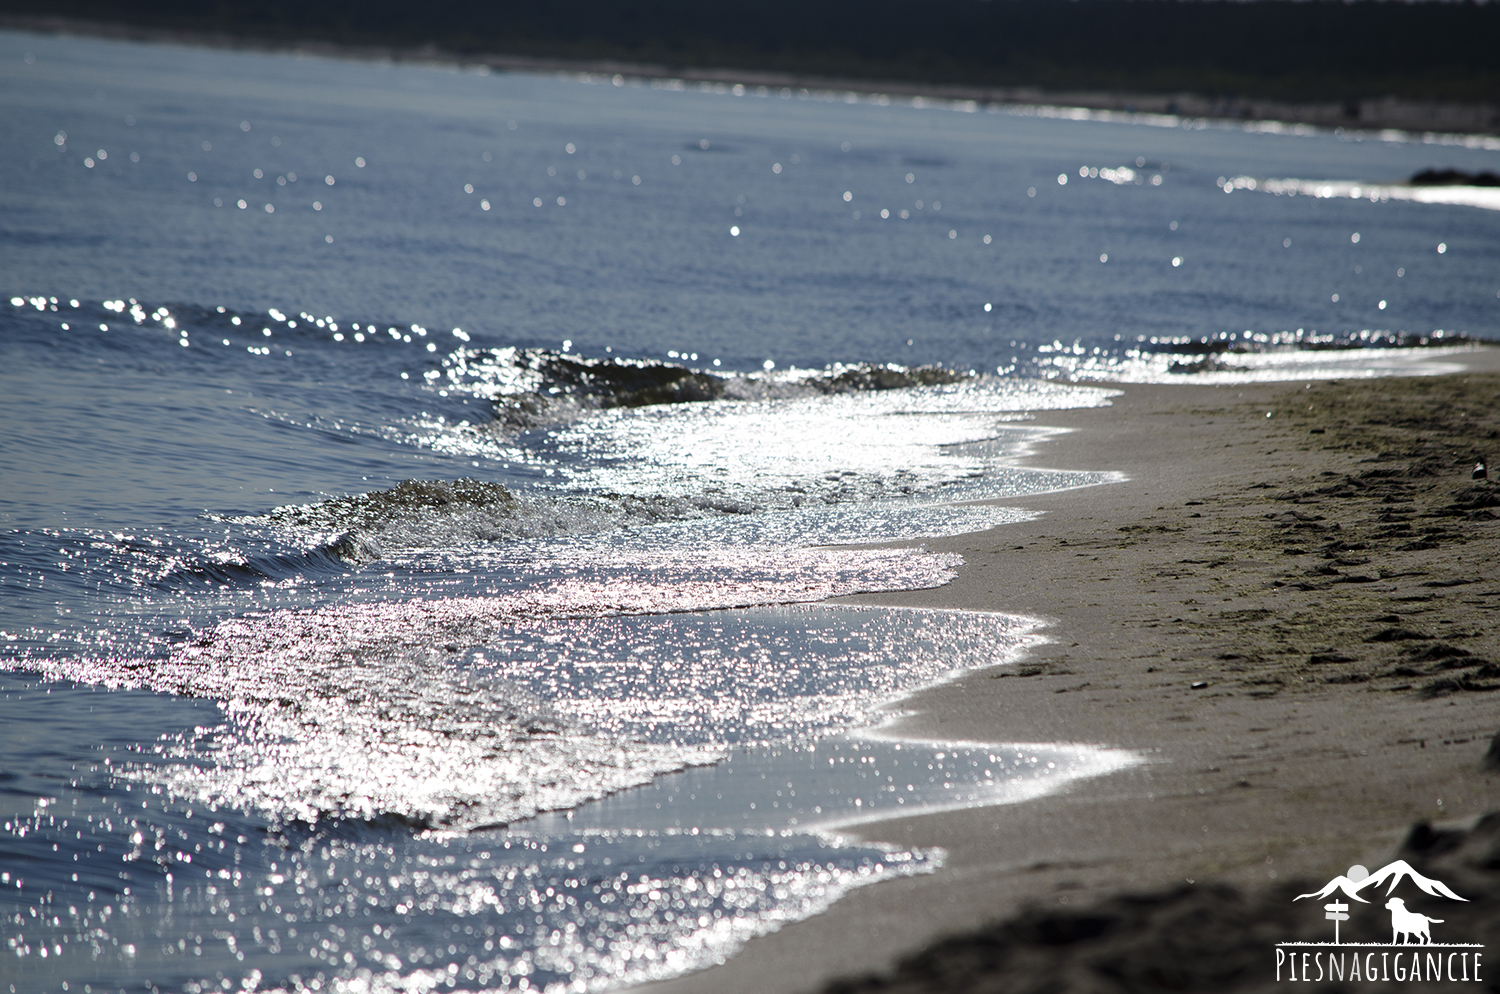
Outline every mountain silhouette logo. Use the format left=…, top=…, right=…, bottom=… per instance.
left=1275, top=860, right=1483, bottom=982
left=1293, top=860, right=1468, bottom=905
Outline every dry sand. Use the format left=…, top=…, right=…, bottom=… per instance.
left=641, top=349, right=1500, bottom=994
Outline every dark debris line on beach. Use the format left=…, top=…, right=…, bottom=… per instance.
left=822, top=813, right=1500, bottom=994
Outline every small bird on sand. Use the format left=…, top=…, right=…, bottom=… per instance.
left=1474, top=459, right=1489, bottom=481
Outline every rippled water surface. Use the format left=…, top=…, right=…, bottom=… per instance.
left=2, top=26, right=1497, bottom=994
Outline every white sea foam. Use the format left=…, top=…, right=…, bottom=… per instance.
left=2, top=600, right=1137, bottom=994
left=33, top=554, right=1067, bottom=828
left=1229, top=175, right=1500, bottom=212
left=1049, top=343, right=1476, bottom=384
left=244, top=380, right=1121, bottom=556
left=27, top=28, right=1494, bottom=991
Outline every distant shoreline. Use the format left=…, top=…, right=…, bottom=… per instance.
left=5, top=13, right=1498, bottom=142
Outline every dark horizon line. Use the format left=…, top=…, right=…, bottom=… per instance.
left=3, top=0, right=1498, bottom=106
left=6, top=9, right=1499, bottom=138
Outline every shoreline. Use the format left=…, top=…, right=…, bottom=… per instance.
left=4, top=15, right=1498, bottom=143
left=639, top=347, right=1500, bottom=993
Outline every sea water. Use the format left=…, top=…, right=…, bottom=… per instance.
left=2, top=28, right=1497, bottom=994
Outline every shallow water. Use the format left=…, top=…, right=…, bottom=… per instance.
left=2, top=27, right=1497, bottom=994
left=3, top=625, right=1131, bottom=994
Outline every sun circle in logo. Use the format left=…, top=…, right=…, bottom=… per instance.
left=1346, top=865, right=1369, bottom=883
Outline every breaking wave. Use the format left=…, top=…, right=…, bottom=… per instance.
left=252, top=478, right=763, bottom=552
left=433, top=347, right=974, bottom=429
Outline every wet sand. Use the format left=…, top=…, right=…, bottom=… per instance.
left=641, top=348, right=1500, bottom=993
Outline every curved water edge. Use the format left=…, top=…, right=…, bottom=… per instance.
left=0, top=369, right=1138, bottom=994
left=0, top=603, right=1140, bottom=994
left=8, top=32, right=1497, bottom=988
left=1, top=368, right=1132, bottom=992
left=4, top=337, right=1480, bottom=992
left=16, top=604, right=1056, bottom=832
left=0, top=349, right=1135, bottom=992
left=4, top=341, right=1479, bottom=993
left=0, top=668, right=943, bottom=994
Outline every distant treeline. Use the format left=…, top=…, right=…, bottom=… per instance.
left=6, top=0, right=1498, bottom=103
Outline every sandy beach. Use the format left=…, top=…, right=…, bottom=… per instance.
left=643, top=349, right=1500, bottom=993
left=7, top=20, right=1500, bottom=991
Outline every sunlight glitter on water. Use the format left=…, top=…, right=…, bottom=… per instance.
left=401, top=361, right=1120, bottom=499
left=12, top=27, right=1495, bottom=992
left=540, top=385, right=1109, bottom=503
left=35, top=598, right=1042, bottom=830
left=1232, top=175, right=1500, bottom=212
left=0, top=599, right=1136, bottom=994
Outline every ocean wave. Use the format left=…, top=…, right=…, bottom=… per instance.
left=434, top=347, right=972, bottom=429
left=156, top=531, right=385, bottom=586
left=0, top=527, right=378, bottom=609
left=250, top=477, right=763, bottom=553
left=1224, top=174, right=1500, bottom=212
left=32, top=555, right=980, bottom=829
left=1034, top=331, right=1486, bottom=383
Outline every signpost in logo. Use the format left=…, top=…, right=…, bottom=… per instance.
left=1325, top=901, right=1349, bottom=945
left=1275, top=860, right=1483, bottom=982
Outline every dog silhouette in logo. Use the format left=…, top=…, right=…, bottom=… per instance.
left=1385, top=897, right=1443, bottom=944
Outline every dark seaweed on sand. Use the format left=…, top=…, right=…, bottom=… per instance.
left=824, top=814, right=1500, bottom=993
